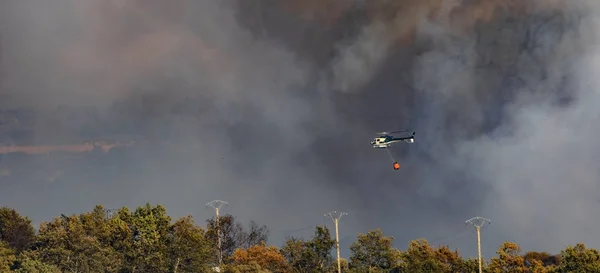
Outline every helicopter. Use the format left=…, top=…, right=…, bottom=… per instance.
left=370, top=131, right=415, bottom=148
left=370, top=130, right=415, bottom=170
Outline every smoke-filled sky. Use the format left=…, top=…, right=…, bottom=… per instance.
left=1, top=0, right=599, bottom=259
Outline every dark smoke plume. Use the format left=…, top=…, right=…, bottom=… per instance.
left=0, top=0, right=599, bottom=258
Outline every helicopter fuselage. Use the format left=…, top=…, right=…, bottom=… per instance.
left=370, top=136, right=414, bottom=148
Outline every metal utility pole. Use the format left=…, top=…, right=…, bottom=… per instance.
left=465, top=216, right=491, bottom=273
left=325, top=211, right=347, bottom=273
left=105, top=208, right=117, bottom=219
left=207, top=200, right=228, bottom=268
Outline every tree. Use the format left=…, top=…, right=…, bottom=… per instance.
left=7, top=203, right=600, bottom=272
left=487, top=242, right=527, bottom=273
left=334, top=258, right=350, bottom=273
left=205, top=214, right=269, bottom=264
left=305, top=226, right=336, bottom=270
left=242, top=220, right=270, bottom=249
left=434, top=245, right=477, bottom=273
left=524, top=251, right=561, bottom=267
left=395, top=239, right=469, bottom=273
left=12, top=251, right=62, bottom=273
left=0, top=207, right=36, bottom=252
left=461, top=258, right=480, bottom=273
left=280, top=226, right=335, bottom=273
left=231, top=241, right=290, bottom=272
left=78, top=205, right=114, bottom=242
left=0, top=241, right=16, bottom=271
left=126, top=203, right=172, bottom=272
left=527, top=259, right=548, bottom=273
left=223, top=262, right=270, bottom=273
left=281, top=237, right=309, bottom=273
left=27, top=213, right=121, bottom=272
left=557, top=243, right=600, bottom=272
left=167, top=215, right=213, bottom=273
left=524, top=251, right=559, bottom=273
left=104, top=207, right=136, bottom=271
left=396, top=239, right=441, bottom=272
left=348, top=228, right=400, bottom=272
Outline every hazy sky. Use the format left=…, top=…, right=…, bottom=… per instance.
left=1, top=0, right=599, bottom=259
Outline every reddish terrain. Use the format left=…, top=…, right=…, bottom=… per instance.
left=0, top=142, right=133, bottom=155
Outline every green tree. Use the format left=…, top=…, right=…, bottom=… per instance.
left=557, top=243, right=600, bottom=273
left=334, top=258, right=350, bottom=273
left=435, top=245, right=477, bottom=273
left=126, top=203, right=172, bottom=273
left=305, top=226, right=336, bottom=270
left=168, top=215, right=213, bottom=273
left=280, top=226, right=335, bottom=273
left=224, top=261, right=270, bottom=273
left=281, top=237, right=308, bottom=272
left=79, top=205, right=113, bottom=241
left=0, top=241, right=16, bottom=271
left=9, top=203, right=600, bottom=273
left=348, top=228, right=400, bottom=272
left=397, top=239, right=471, bottom=273
left=487, top=242, right=527, bottom=273
left=395, top=239, right=470, bottom=273
left=12, top=251, right=61, bottom=273
left=0, top=207, right=36, bottom=252
left=27, top=213, right=121, bottom=272
left=397, top=239, right=441, bottom=272
left=107, top=206, right=136, bottom=270
left=527, top=259, right=548, bottom=273
left=461, top=258, right=480, bottom=272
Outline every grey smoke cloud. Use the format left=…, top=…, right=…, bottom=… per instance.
left=414, top=0, right=600, bottom=257
left=0, top=0, right=599, bottom=260
left=331, top=21, right=391, bottom=93
left=0, top=0, right=355, bottom=253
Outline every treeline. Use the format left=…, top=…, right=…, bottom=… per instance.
left=0, top=204, right=598, bottom=272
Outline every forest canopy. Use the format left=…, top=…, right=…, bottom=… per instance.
left=0, top=204, right=598, bottom=272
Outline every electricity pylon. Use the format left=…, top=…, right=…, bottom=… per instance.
left=105, top=208, right=117, bottom=219
left=465, top=216, right=490, bottom=273
left=325, top=211, right=347, bottom=273
left=207, top=200, right=228, bottom=268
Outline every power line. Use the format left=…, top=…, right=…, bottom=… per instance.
left=427, top=227, right=471, bottom=246
left=465, top=216, right=490, bottom=273
left=206, top=200, right=228, bottom=268
left=273, top=219, right=330, bottom=237
left=325, top=211, right=347, bottom=273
